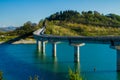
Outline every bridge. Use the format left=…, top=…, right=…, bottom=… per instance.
left=33, top=26, right=120, bottom=71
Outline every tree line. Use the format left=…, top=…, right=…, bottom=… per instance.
left=46, top=10, right=120, bottom=27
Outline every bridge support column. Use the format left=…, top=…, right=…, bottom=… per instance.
left=117, top=49, right=120, bottom=71
left=52, top=42, right=60, bottom=57
left=110, top=46, right=120, bottom=71
left=41, top=41, right=46, bottom=54
left=37, top=40, right=41, bottom=51
left=71, top=43, right=85, bottom=63
left=74, top=46, right=80, bottom=63
left=52, top=42, right=57, bottom=57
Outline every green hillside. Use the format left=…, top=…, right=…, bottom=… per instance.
left=45, top=10, right=120, bottom=36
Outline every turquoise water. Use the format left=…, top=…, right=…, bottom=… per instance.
left=0, top=43, right=119, bottom=80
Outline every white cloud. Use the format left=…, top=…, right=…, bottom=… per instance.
left=0, top=23, right=16, bottom=27
left=0, top=24, right=8, bottom=27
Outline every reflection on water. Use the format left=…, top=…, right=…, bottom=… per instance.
left=0, top=43, right=119, bottom=80
left=117, top=72, right=120, bottom=80
left=35, top=49, right=62, bottom=73
left=35, top=49, right=46, bottom=63
left=74, top=63, right=80, bottom=73
left=34, top=43, right=118, bottom=80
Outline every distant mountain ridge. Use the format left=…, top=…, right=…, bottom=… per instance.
left=0, top=26, right=17, bottom=32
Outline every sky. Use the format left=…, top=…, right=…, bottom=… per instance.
left=0, top=0, right=120, bottom=27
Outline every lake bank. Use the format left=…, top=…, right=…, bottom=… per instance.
left=0, top=39, right=36, bottom=44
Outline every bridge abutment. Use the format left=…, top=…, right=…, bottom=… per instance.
left=71, top=43, right=85, bottom=63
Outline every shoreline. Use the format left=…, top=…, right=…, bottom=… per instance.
left=0, top=39, right=36, bottom=44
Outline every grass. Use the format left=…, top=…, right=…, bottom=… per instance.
left=45, top=25, right=78, bottom=36
left=45, top=21, right=120, bottom=36
left=0, top=36, right=17, bottom=41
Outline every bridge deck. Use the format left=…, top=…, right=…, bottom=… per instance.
left=33, top=27, right=120, bottom=45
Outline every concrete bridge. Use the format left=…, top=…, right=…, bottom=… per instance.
left=33, top=26, right=120, bottom=71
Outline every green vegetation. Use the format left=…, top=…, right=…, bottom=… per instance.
left=46, top=10, right=120, bottom=27
left=68, top=68, right=82, bottom=80
left=29, top=75, right=39, bottom=80
left=44, top=21, right=120, bottom=36
left=0, top=70, right=83, bottom=80
left=1, top=10, right=120, bottom=42
left=45, top=24, right=78, bottom=36
left=0, top=71, right=3, bottom=80
left=0, top=21, right=41, bottom=42
left=0, top=35, right=17, bottom=41
left=45, top=10, right=120, bottom=36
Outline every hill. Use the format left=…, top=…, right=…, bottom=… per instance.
left=0, top=26, right=17, bottom=32
left=1, top=10, right=120, bottom=43
left=46, top=10, right=120, bottom=27
left=45, top=10, right=120, bottom=36
left=0, top=21, right=39, bottom=42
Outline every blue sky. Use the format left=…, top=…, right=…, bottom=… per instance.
left=0, top=0, right=120, bottom=27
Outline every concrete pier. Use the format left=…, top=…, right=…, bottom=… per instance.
left=41, top=41, right=46, bottom=54
left=117, top=49, right=120, bottom=71
left=52, top=42, right=57, bottom=57
left=74, top=46, right=80, bottom=63
left=37, top=40, right=41, bottom=51
left=110, top=46, right=120, bottom=71
left=51, top=42, right=60, bottom=57
left=71, top=43, right=85, bottom=63
left=37, top=40, right=46, bottom=54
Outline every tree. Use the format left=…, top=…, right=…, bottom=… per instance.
left=24, top=21, right=32, bottom=27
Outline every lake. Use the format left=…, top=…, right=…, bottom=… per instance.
left=0, top=43, right=119, bottom=80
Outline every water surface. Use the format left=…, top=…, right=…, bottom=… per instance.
left=0, top=43, right=119, bottom=80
